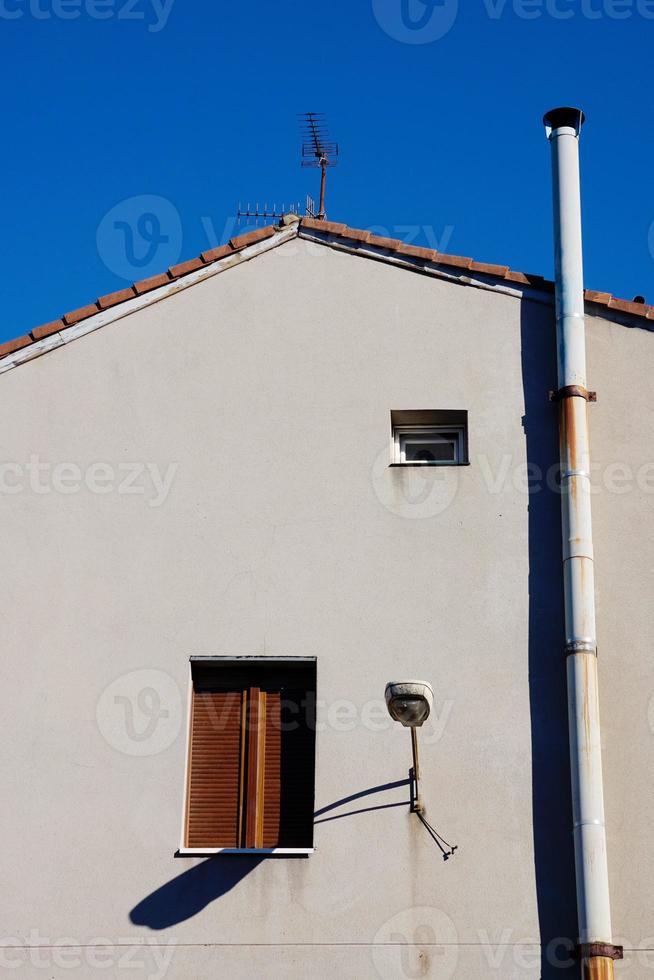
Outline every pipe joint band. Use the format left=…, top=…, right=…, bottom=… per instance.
left=576, top=943, right=624, bottom=962
left=565, top=641, right=597, bottom=656
left=562, top=469, right=591, bottom=480
left=549, top=385, right=597, bottom=402
left=556, top=311, right=585, bottom=322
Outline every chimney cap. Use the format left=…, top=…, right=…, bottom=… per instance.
left=543, top=106, right=586, bottom=134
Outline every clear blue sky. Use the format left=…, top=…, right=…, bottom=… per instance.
left=0, top=0, right=652, bottom=342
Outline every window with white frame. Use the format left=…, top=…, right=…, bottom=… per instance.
left=391, top=410, right=468, bottom=466
left=394, top=425, right=464, bottom=464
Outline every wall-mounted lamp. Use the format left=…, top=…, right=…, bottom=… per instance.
left=385, top=680, right=433, bottom=812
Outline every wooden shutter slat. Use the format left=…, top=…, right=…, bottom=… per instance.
left=185, top=690, right=244, bottom=848
left=262, top=692, right=281, bottom=848
left=245, top=688, right=262, bottom=848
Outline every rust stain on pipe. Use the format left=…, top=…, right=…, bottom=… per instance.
left=583, top=956, right=615, bottom=980
left=582, top=656, right=592, bottom=757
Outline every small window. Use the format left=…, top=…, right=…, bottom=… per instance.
left=180, top=657, right=316, bottom=855
left=395, top=426, right=464, bottom=465
left=391, top=410, right=468, bottom=466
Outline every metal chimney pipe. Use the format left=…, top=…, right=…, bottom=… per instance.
left=543, top=107, right=622, bottom=980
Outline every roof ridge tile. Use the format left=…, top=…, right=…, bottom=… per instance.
left=0, top=334, right=33, bottom=358
left=31, top=319, right=65, bottom=341
left=63, top=303, right=100, bottom=326
left=97, top=287, right=137, bottom=310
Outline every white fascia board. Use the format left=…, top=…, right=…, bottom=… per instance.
left=297, top=228, right=556, bottom=309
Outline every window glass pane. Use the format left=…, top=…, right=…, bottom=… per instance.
left=403, top=436, right=457, bottom=463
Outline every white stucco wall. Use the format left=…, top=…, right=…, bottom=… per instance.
left=0, top=238, right=652, bottom=978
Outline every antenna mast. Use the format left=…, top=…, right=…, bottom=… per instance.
left=300, top=112, right=339, bottom=221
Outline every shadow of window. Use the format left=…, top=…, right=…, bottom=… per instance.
left=129, top=857, right=264, bottom=930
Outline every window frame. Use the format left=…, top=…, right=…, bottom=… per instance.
left=392, top=424, right=466, bottom=466
left=177, top=656, right=316, bottom=857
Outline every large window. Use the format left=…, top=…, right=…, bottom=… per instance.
left=180, top=657, right=316, bottom=855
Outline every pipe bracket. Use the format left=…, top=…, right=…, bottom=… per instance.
left=576, top=943, right=624, bottom=962
left=549, top=385, right=597, bottom=402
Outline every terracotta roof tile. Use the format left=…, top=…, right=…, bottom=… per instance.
left=301, top=218, right=347, bottom=235
left=229, top=227, right=276, bottom=250
left=133, top=272, right=172, bottom=295
left=433, top=253, right=473, bottom=270
left=522, top=274, right=555, bottom=293
left=31, top=319, right=65, bottom=341
left=201, top=245, right=233, bottom=263
left=0, top=334, right=33, bottom=357
left=504, top=271, right=530, bottom=285
left=342, top=228, right=372, bottom=244
left=97, top=287, right=137, bottom=310
left=608, top=297, right=648, bottom=316
left=471, top=261, right=510, bottom=277
left=367, top=234, right=404, bottom=250
left=393, top=243, right=437, bottom=262
left=585, top=290, right=612, bottom=305
left=63, top=304, right=100, bottom=326
left=169, top=257, right=204, bottom=278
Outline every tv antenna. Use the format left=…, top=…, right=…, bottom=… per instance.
left=236, top=113, right=339, bottom=226
left=236, top=201, right=301, bottom=225
left=300, top=112, right=339, bottom=220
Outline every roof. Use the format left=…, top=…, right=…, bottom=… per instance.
left=0, top=215, right=652, bottom=374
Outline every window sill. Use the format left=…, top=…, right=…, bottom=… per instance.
left=390, top=462, right=471, bottom=468
left=175, top=847, right=314, bottom=857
